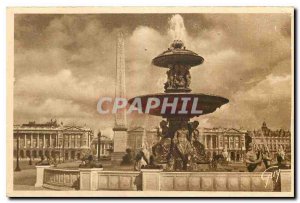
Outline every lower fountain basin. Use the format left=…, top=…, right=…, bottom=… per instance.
left=128, top=93, right=229, bottom=118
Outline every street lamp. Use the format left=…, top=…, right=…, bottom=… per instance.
left=29, top=151, right=32, bottom=165
left=62, top=130, right=65, bottom=163
left=97, top=131, right=101, bottom=161
left=56, top=130, right=61, bottom=164
left=14, top=130, right=21, bottom=172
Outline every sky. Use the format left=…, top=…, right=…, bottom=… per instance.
left=14, top=13, right=292, bottom=137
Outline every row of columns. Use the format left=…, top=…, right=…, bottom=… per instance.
left=16, top=133, right=91, bottom=149
left=96, top=143, right=111, bottom=156
left=203, top=134, right=246, bottom=150
left=64, top=134, right=91, bottom=148
left=204, top=134, right=219, bottom=149
left=227, top=151, right=244, bottom=162
left=19, top=134, right=58, bottom=148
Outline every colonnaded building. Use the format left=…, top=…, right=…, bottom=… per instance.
left=13, top=120, right=94, bottom=161
left=91, top=135, right=113, bottom=158
left=13, top=119, right=247, bottom=163
left=200, top=128, right=247, bottom=162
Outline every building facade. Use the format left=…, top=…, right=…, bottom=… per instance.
left=91, top=135, right=113, bottom=158
left=200, top=128, right=247, bottom=162
left=13, top=120, right=93, bottom=161
left=249, top=122, right=291, bottom=158
left=127, top=127, right=158, bottom=155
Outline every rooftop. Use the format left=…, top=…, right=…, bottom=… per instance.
left=14, top=120, right=92, bottom=131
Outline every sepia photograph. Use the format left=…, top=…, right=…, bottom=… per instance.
left=6, top=7, right=294, bottom=197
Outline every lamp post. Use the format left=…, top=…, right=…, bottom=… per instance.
left=14, top=130, right=21, bottom=172
left=29, top=151, right=32, bottom=165
left=56, top=130, right=61, bottom=164
left=62, top=131, right=65, bottom=163
left=97, top=131, right=101, bottom=161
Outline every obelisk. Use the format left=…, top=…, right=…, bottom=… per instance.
left=112, top=32, right=128, bottom=163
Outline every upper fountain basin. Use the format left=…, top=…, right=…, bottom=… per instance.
left=152, top=40, right=204, bottom=68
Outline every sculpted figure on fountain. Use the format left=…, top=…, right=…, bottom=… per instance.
left=152, top=120, right=172, bottom=163
left=151, top=119, right=209, bottom=171
left=164, top=64, right=192, bottom=92
left=191, top=132, right=207, bottom=164
left=165, top=67, right=176, bottom=90
left=172, top=122, right=194, bottom=170
left=188, top=120, right=200, bottom=141
left=185, top=68, right=191, bottom=88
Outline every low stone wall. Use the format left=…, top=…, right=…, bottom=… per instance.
left=159, top=171, right=273, bottom=191
left=35, top=166, right=80, bottom=190
left=79, top=169, right=141, bottom=191
left=35, top=166, right=291, bottom=192
left=280, top=169, right=292, bottom=192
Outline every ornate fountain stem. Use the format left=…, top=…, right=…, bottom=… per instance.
left=164, top=65, right=191, bottom=93
left=129, top=39, right=228, bottom=171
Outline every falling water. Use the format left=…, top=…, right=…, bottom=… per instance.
left=168, top=14, right=187, bottom=43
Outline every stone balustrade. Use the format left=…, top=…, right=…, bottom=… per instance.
left=35, top=165, right=52, bottom=187
left=159, top=171, right=274, bottom=191
left=79, top=169, right=141, bottom=191
left=280, top=169, right=292, bottom=192
left=35, top=166, right=80, bottom=190
left=35, top=166, right=291, bottom=192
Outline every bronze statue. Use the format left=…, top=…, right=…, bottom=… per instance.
left=188, top=120, right=199, bottom=141
left=191, top=129, right=206, bottom=164
left=164, top=67, right=176, bottom=90
left=174, top=74, right=186, bottom=88
left=152, top=120, right=172, bottom=163
left=164, top=65, right=192, bottom=91
left=173, top=123, right=193, bottom=170
left=159, top=120, right=169, bottom=138
left=185, top=69, right=191, bottom=88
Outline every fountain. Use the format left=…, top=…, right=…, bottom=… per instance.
left=129, top=39, right=229, bottom=171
